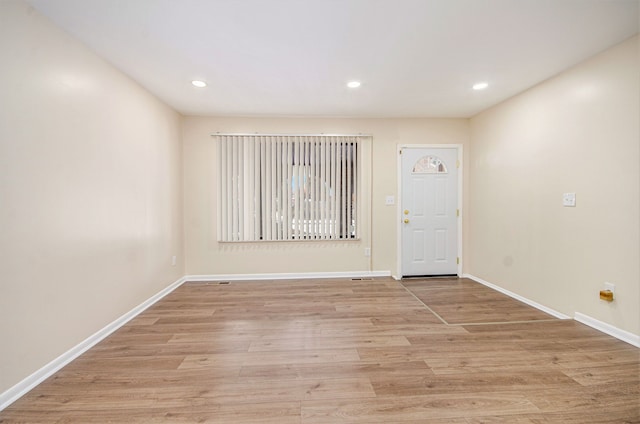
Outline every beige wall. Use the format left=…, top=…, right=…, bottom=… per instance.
left=0, top=1, right=184, bottom=393
left=183, top=117, right=469, bottom=277
left=469, top=36, right=639, bottom=335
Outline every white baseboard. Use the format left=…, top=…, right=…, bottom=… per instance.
left=13, top=271, right=636, bottom=412
left=574, top=312, right=640, bottom=348
left=185, top=270, right=391, bottom=282
left=1, top=270, right=391, bottom=410
left=462, top=274, right=571, bottom=320
left=463, top=274, right=640, bottom=347
left=0, top=276, right=187, bottom=412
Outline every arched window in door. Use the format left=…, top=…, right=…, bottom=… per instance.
left=412, top=155, right=448, bottom=174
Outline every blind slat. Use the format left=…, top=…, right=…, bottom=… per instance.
left=347, top=139, right=352, bottom=239
left=310, top=139, right=317, bottom=239
left=231, top=137, right=238, bottom=241
left=275, top=138, right=282, bottom=240
left=265, top=137, right=272, bottom=241
left=219, top=137, right=226, bottom=242
left=260, top=137, right=266, bottom=240
left=285, top=138, right=292, bottom=240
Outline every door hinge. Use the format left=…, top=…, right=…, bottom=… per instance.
left=456, top=209, right=460, bottom=217
left=399, top=149, right=402, bottom=155
left=456, top=257, right=460, bottom=265
left=456, top=160, right=460, bottom=168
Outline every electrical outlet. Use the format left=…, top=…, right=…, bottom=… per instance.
left=364, top=248, right=371, bottom=257
left=171, top=255, right=177, bottom=266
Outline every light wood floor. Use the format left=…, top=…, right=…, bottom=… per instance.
left=1, top=277, right=638, bottom=423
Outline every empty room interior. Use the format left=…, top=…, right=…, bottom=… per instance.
left=1, top=0, right=639, bottom=422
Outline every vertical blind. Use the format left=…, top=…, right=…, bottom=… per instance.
left=217, top=134, right=362, bottom=242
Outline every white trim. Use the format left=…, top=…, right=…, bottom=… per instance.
left=463, top=274, right=571, bottom=320
left=0, top=276, right=187, bottom=412
left=456, top=146, right=463, bottom=276
left=4, top=272, right=636, bottom=413
left=574, top=312, right=640, bottom=348
left=1, top=270, right=392, bottom=411
left=396, top=145, right=402, bottom=278
left=397, top=144, right=463, bottom=278
left=185, top=270, right=391, bottom=282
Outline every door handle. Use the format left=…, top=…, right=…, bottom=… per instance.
left=404, top=218, right=410, bottom=224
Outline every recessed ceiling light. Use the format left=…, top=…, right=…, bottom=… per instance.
left=472, top=82, right=489, bottom=90
left=192, top=80, right=207, bottom=88
left=347, top=81, right=361, bottom=88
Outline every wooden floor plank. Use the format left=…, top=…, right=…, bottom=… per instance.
left=402, top=278, right=555, bottom=324
left=238, top=360, right=434, bottom=382
left=301, top=392, right=541, bottom=423
left=178, top=348, right=362, bottom=369
left=248, top=335, right=411, bottom=352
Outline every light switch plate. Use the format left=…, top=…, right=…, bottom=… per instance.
left=563, top=193, right=576, bottom=207
left=385, top=195, right=395, bottom=205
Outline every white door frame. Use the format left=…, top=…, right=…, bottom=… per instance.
left=396, top=144, right=463, bottom=279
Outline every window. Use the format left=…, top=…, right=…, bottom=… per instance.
left=412, top=155, right=448, bottom=174
left=217, top=134, right=363, bottom=242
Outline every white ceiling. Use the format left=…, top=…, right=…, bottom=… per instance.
left=27, top=0, right=639, bottom=118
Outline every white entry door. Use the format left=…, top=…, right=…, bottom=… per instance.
left=401, top=147, right=459, bottom=276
